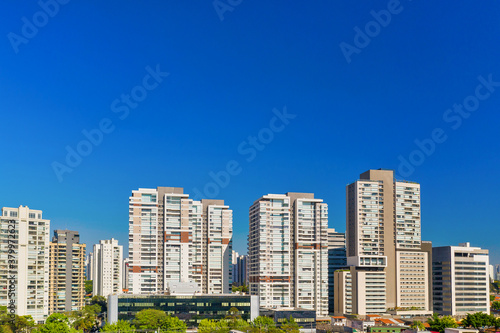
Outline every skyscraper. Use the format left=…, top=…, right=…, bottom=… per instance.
left=86, top=252, right=93, bottom=281
left=92, top=238, right=123, bottom=296
left=336, top=169, right=431, bottom=316
left=433, top=243, right=490, bottom=315
left=0, top=206, right=50, bottom=323
left=233, top=253, right=249, bottom=287
left=49, top=230, right=86, bottom=313
left=328, top=228, right=346, bottom=314
left=249, top=193, right=328, bottom=317
left=128, top=187, right=232, bottom=294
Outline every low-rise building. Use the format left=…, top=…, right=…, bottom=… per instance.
left=331, top=316, right=347, bottom=326
left=260, top=308, right=316, bottom=331
left=107, top=294, right=259, bottom=326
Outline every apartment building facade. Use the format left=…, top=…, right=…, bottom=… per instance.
left=0, top=206, right=50, bottom=323
left=248, top=193, right=328, bottom=317
left=336, top=169, right=432, bottom=316
left=92, top=238, right=123, bottom=296
left=328, top=228, right=346, bottom=314
left=49, top=230, right=86, bottom=313
left=128, top=187, right=232, bottom=295
left=433, top=243, right=490, bottom=315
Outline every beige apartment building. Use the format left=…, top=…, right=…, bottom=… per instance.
left=335, top=169, right=432, bottom=316
left=0, top=206, right=50, bottom=323
left=128, top=187, right=232, bottom=294
left=92, top=238, right=123, bottom=296
left=248, top=193, right=329, bottom=317
left=49, top=230, right=86, bottom=313
left=433, top=243, right=490, bottom=315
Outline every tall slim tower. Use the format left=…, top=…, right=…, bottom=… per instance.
left=338, top=169, right=431, bottom=315
left=328, top=229, right=346, bottom=314
left=92, top=238, right=123, bottom=296
left=49, top=230, right=86, bottom=313
left=128, top=187, right=232, bottom=294
left=0, top=206, right=50, bottom=323
left=249, top=193, right=328, bottom=317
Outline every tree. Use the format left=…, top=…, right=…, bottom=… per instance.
left=0, top=325, right=13, bottom=333
left=230, top=319, right=251, bottom=331
left=89, top=295, right=107, bottom=313
left=281, top=316, right=301, bottom=333
left=427, top=313, right=457, bottom=333
left=66, top=303, right=101, bottom=332
left=461, top=312, right=496, bottom=329
left=101, top=319, right=135, bottom=332
left=198, top=319, right=229, bottom=333
left=232, top=285, right=249, bottom=293
left=33, top=313, right=77, bottom=333
left=253, top=316, right=276, bottom=329
left=84, top=280, right=93, bottom=295
left=133, top=309, right=167, bottom=330
left=225, top=307, right=242, bottom=321
left=492, top=301, right=500, bottom=310
left=410, top=321, right=426, bottom=331
left=251, top=316, right=279, bottom=333
left=13, top=315, right=36, bottom=332
left=160, top=315, right=187, bottom=332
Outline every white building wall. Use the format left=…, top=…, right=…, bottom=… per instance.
left=93, top=239, right=123, bottom=296
left=0, top=206, right=49, bottom=323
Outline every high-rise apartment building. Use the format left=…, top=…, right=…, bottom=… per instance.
left=0, top=206, right=50, bottom=323
left=92, top=238, right=123, bottom=296
left=86, top=252, right=93, bottom=281
left=49, top=230, right=86, bottom=313
left=328, top=228, right=346, bottom=314
left=433, top=243, right=490, bottom=315
left=128, top=187, right=232, bottom=295
left=336, top=169, right=432, bottom=316
left=249, top=193, right=328, bottom=317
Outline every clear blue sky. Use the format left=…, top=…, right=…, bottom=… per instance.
left=1, top=1, right=499, bottom=265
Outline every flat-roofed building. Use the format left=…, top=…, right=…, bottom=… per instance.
left=49, top=230, right=86, bottom=313
left=433, top=242, right=490, bottom=315
left=0, top=206, right=50, bottom=323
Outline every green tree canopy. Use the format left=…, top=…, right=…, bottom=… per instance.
left=427, top=313, right=457, bottom=333
left=281, top=316, right=301, bottom=333
left=84, top=280, right=93, bottom=295
left=13, top=315, right=36, bottom=332
left=461, top=312, right=497, bottom=329
left=253, top=316, right=276, bottom=328
left=410, top=321, right=426, bottom=331
left=102, top=319, right=135, bottom=332
left=198, top=319, right=230, bottom=333
left=133, top=309, right=167, bottom=330
left=33, top=313, right=77, bottom=333
left=160, top=315, right=187, bottom=332
left=89, top=295, right=107, bottom=313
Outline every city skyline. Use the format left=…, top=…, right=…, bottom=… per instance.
left=1, top=1, right=500, bottom=267
left=1, top=171, right=499, bottom=267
